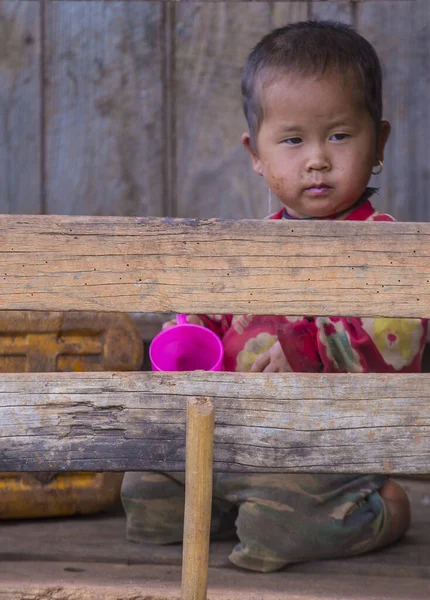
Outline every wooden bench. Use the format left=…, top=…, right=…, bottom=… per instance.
left=0, top=214, right=429, bottom=599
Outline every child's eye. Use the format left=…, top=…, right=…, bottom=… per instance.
left=284, top=137, right=302, bottom=145
left=330, top=133, right=349, bottom=141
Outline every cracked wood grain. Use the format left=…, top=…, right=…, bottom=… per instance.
left=1, top=371, right=430, bottom=474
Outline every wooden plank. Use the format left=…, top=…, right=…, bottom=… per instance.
left=44, top=1, right=164, bottom=217
left=0, top=1, right=41, bottom=214
left=174, top=3, right=271, bottom=219
left=1, top=371, right=430, bottom=474
left=0, top=512, right=231, bottom=569
left=0, top=216, right=429, bottom=316
left=310, top=0, right=354, bottom=22
left=357, top=0, right=430, bottom=222
left=2, top=561, right=430, bottom=600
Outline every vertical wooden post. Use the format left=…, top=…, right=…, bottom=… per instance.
left=181, top=397, right=214, bottom=600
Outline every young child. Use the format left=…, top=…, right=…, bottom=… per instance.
left=122, top=20, right=428, bottom=572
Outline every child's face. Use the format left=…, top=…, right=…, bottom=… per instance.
left=243, top=70, right=390, bottom=218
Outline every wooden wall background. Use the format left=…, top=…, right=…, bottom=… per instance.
left=0, top=0, right=428, bottom=222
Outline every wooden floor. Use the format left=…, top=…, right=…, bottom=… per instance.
left=1, top=478, right=430, bottom=599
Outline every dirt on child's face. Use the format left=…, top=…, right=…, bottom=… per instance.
left=252, top=70, right=384, bottom=218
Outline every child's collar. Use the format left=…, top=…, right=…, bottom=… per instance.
left=280, top=187, right=378, bottom=221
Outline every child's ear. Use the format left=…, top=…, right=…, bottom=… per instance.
left=241, top=132, right=264, bottom=176
left=376, top=120, right=391, bottom=164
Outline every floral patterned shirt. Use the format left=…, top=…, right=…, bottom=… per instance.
left=199, top=198, right=428, bottom=373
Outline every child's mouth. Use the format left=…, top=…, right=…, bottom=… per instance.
left=306, top=186, right=332, bottom=195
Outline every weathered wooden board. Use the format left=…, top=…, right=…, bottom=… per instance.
left=4, top=559, right=430, bottom=600
left=174, top=3, right=279, bottom=219
left=357, top=0, right=430, bottom=222
left=1, top=371, right=430, bottom=474
left=0, top=216, right=429, bottom=316
left=0, top=1, right=41, bottom=215
left=44, top=1, right=164, bottom=217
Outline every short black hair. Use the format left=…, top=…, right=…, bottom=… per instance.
left=242, top=20, right=383, bottom=154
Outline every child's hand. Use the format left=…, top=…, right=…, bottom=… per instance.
left=161, top=314, right=204, bottom=330
left=250, top=341, right=292, bottom=373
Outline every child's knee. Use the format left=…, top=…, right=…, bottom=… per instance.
left=228, top=480, right=392, bottom=572
left=375, top=479, right=410, bottom=548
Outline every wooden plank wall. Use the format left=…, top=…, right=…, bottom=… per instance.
left=0, top=1, right=428, bottom=221
left=0, top=1, right=42, bottom=214
left=45, top=2, right=165, bottom=217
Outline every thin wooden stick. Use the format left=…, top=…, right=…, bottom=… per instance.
left=181, top=397, right=214, bottom=600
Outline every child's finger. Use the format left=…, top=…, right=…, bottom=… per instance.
left=186, top=315, right=204, bottom=326
left=251, top=351, right=270, bottom=372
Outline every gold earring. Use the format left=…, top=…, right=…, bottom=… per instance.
left=372, top=160, right=383, bottom=175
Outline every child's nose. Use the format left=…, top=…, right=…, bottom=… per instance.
left=306, top=146, right=331, bottom=171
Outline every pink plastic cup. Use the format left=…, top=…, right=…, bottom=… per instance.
left=149, top=314, right=224, bottom=372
